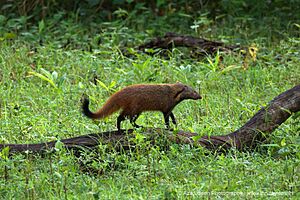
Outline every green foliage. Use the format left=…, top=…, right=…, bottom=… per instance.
left=0, top=1, right=299, bottom=199
left=1, top=0, right=299, bottom=47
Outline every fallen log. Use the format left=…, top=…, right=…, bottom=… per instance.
left=0, top=84, right=299, bottom=154
left=137, top=32, right=241, bottom=56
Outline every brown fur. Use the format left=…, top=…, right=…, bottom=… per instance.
left=82, top=82, right=201, bottom=131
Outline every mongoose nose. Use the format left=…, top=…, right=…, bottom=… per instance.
left=195, top=93, right=202, bottom=99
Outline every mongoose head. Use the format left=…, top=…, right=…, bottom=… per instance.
left=174, top=82, right=202, bottom=102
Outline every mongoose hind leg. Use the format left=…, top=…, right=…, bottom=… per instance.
left=117, top=114, right=126, bottom=132
left=169, top=112, right=177, bottom=125
left=163, top=112, right=171, bottom=129
left=130, top=114, right=142, bottom=128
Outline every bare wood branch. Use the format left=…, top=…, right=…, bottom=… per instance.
left=1, top=84, right=299, bottom=154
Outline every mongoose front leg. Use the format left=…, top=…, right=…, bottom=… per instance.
left=169, top=112, right=177, bottom=125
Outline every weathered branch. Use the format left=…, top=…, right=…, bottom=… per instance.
left=197, top=84, right=300, bottom=150
left=1, top=84, right=299, bottom=154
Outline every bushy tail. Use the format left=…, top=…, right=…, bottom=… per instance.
left=82, top=96, right=120, bottom=119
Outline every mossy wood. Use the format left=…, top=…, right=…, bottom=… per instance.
left=137, top=32, right=241, bottom=56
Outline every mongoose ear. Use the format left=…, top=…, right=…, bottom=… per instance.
left=174, top=85, right=185, bottom=101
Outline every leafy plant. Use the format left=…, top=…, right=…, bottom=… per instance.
left=28, top=68, right=66, bottom=89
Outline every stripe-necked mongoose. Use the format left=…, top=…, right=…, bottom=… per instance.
left=82, top=82, right=201, bottom=131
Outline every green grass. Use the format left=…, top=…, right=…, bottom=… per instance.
left=0, top=12, right=300, bottom=199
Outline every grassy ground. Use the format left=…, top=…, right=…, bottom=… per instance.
left=0, top=9, right=300, bottom=199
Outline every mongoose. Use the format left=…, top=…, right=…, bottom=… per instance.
left=82, top=82, right=201, bottom=131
